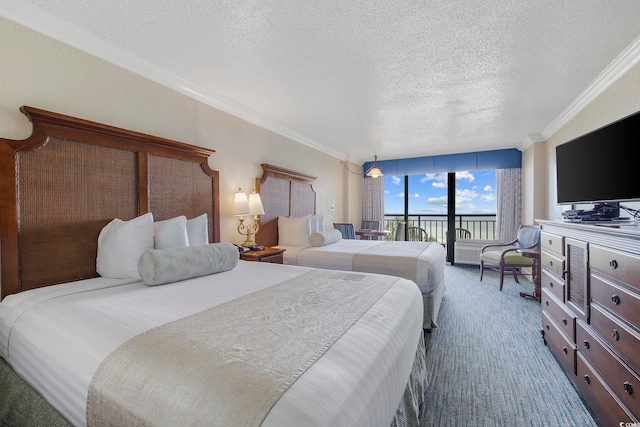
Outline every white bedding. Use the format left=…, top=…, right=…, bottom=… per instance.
left=278, top=239, right=445, bottom=293
left=0, top=261, right=423, bottom=427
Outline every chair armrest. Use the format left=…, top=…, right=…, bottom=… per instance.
left=480, top=239, right=517, bottom=253
left=498, top=246, right=521, bottom=258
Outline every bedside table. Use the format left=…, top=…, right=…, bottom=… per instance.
left=239, top=247, right=285, bottom=264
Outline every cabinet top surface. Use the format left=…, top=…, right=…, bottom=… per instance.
left=537, top=220, right=640, bottom=256
left=537, top=219, right=640, bottom=237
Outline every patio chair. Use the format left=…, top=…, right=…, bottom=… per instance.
left=407, top=227, right=427, bottom=242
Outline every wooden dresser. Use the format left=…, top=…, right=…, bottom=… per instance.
left=538, top=219, right=640, bottom=426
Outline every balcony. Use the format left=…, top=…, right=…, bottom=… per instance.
left=381, top=214, right=497, bottom=243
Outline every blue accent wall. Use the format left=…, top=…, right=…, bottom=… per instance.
left=363, top=148, right=521, bottom=177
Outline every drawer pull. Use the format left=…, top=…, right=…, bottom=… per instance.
left=612, top=330, right=620, bottom=341
left=545, top=324, right=550, bottom=331
left=548, top=239, right=553, bottom=245
left=624, top=381, right=633, bottom=395
left=562, top=346, right=568, bottom=355
left=549, top=260, right=554, bottom=267
left=609, top=259, right=618, bottom=269
left=583, top=340, right=590, bottom=349
left=584, top=375, right=590, bottom=384
left=562, top=318, right=567, bottom=325
left=549, top=282, right=554, bottom=288
left=545, top=300, right=549, bottom=306
left=611, top=294, right=620, bottom=305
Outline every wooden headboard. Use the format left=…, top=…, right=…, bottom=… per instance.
left=0, top=106, right=220, bottom=299
left=255, top=164, right=317, bottom=247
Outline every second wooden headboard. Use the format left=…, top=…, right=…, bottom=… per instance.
left=255, top=164, right=317, bottom=247
left=0, top=106, right=220, bottom=299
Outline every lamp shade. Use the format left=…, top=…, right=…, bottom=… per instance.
left=366, top=166, right=383, bottom=178
left=233, top=190, right=250, bottom=216
left=248, top=192, right=265, bottom=215
left=365, top=155, right=384, bottom=178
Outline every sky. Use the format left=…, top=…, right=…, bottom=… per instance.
left=384, top=169, right=497, bottom=215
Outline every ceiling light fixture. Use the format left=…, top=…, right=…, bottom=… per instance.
left=365, top=155, right=384, bottom=178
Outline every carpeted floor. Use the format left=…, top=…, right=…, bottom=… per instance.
left=420, top=264, right=597, bottom=427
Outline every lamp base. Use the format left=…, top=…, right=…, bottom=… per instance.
left=237, top=217, right=260, bottom=248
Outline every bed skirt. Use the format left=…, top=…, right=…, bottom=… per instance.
left=0, top=334, right=427, bottom=427
left=423, top=281, right=446, bottom=331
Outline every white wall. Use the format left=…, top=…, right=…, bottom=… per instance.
left=535, top=61, right=640, bottom=221
left=521, top=141, right=547, bottom=225
left=0, top=17, right=355, bottom=249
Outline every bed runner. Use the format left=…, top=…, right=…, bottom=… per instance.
left=353, top=241, right=430, bottom=285
left=87, top=269, right=399, bottom=427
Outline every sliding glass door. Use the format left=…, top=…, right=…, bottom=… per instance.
left=384, top=169, right=497, bottom=262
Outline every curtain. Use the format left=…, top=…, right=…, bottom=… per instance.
left=362, top=177, right=384, bottom=226
left=495, top=168, right=521, bottom=242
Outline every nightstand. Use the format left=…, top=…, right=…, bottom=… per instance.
left=239, top=247, right=285, bottom=264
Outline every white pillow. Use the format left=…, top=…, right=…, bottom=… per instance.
left=278, top=215, right=311, bottom=246
left=309, top=229, right=342, bottom=247
left=186, top=213, right=209, bottom=246
left=97, top=212, right=154, bottom=279
left=154, top=216, right=189, bottom=249
left=310, top=214, right=325, bottom=233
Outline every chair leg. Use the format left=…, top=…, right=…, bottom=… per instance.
left=499, top=263, right=505, bottom=291
left=512, top=267, right=520, bottom=283
left=480, top=261, right=484, bottom=281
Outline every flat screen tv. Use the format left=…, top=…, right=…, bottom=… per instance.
left=556, top=110, right=639, bottom=213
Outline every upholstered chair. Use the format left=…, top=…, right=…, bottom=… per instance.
left=480, top=225, right=541, bottom=291
left=394, top=222, right=406, bottom=241
left=332, top=223, right=355, bottom=239
left=361, top=220, right=380, bottom=230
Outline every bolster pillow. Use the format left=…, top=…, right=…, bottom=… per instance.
left=309, top=229, right=342, bottom=247
left=138, top=242, right=238, bottom=286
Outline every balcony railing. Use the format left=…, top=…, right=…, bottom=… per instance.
left=381, top=214, right=497, bottom=243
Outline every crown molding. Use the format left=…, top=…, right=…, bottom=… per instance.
left=520, top=133, right=545, bottom=151
left=542, top=34, right=640, bottom=140
left=0, top=0, right=347, bottom=161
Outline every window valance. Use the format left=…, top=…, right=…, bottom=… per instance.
left=363, top=148, right=521, bottom=177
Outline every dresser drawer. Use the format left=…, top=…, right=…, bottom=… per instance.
left=577, top=321, right=640, bottom=417
left=576, top=352, right=637, bottom=426
left=541, top=231, right=564, bottom=256
left=542, top=289, right=575, bottom=342
left=590, top=245, right=640, bottom=289
left=591, top=303, right=640, bottom=372
left=543, top=312, right=576, bottom=375
left=541, top=251, right=565, bottom=279
left=591, top=274, right=640, bottom=329
left=541, top=270, right=565, bottom=303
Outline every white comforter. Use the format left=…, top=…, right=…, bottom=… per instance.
left=278, top=239, right=445, bottom=293
left=0, top=261, right=423, bottom=427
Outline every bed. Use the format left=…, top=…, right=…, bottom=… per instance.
left=0, top=107, right=427, bottom=427
left=255, top=164, right=446, bottom=330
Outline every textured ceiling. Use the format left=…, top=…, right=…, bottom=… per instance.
left=3, top=0, right=640, bottom=163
